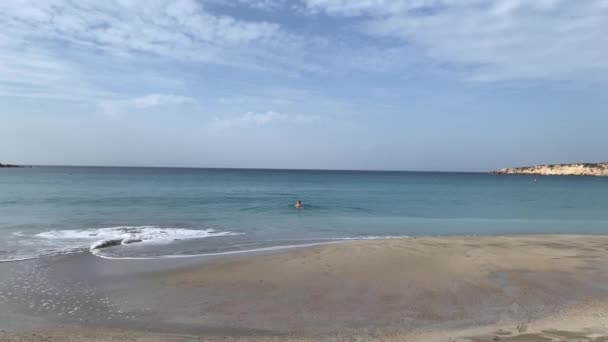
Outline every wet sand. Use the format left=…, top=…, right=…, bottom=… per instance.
left=2, top=235, right=608, bottom=341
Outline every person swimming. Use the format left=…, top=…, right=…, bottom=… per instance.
left=295, top=200, right=303, bottom=208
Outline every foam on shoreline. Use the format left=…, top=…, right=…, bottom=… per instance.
left=3, top=227, right=409, bottom=262
left=90, top=236, right=409, bottom=260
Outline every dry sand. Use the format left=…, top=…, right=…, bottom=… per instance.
left=3, top=235, right=608, bottom=341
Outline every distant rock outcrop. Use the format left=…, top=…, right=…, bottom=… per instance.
left=0, top=163, right=21, bottom=168
left=493, top=162, right=608, bottom=176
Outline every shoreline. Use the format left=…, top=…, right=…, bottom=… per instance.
left=3, top=234, right=608, bottom=341
left=6, top=232, right=608, bottom=264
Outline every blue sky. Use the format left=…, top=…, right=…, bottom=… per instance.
left=1, top=0, right=607, bottom=171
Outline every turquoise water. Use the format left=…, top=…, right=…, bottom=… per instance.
left=1, top=166, right=608, bottom=261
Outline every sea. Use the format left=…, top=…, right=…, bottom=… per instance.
left=1, top=166, right=608, bottom=263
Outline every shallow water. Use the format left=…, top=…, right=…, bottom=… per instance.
left=1, top=166, right=608, bottom=261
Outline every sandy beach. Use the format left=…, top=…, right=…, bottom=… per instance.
left=4, top=0, right=606, bottom=339
left=2, top=235, right=608, bottom=341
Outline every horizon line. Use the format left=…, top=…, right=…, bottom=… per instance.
left=12, top=164, right=492, bottom=174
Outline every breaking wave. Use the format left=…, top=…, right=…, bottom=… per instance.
left=0, top=226, right=240, bottom=262
left=3, top=226, right=407, bottom=262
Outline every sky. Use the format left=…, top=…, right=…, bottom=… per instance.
left=1, top=0, right=607, bottom=171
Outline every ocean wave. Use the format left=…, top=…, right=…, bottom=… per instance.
left=2, top=226, right=240, bottom=262
left=35, top=226, right=238, bottom=241
left=4, top=227, right=408, bottom=263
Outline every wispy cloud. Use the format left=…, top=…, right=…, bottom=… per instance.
left=0, top=0, right=313, bottom=104
left=131, top=94, right=195, bottom=108
left=1, top=0, right=607, bottom=111
left=210, top=111, right=320, bottom=129
left=99, top=93, right=196, bottom=115
left=5, top=0, right=391, bottom=111
left=6, top=0, right=344, bottom=80
left=214, top=0, right=290, bottom=11
left=304, top=0, right=608, bottom=81
left=0, top=0, right=286, bottom=63
left=0, top=37, right=113, bottom=101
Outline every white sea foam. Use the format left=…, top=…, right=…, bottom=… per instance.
left=91, top=241, right=342, bottom=259
left=35, top=226, right=237, bottom=242
left=4, top=227, right=407, bottom=262
left=328, top=235, right=407, bottom=240
left=0, top=255, right=41, bottom=263
left=0, top=226, right=241, bottom=262
left=91, top=235, right=410, bottom=260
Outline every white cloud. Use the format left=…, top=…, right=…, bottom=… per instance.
left=1, top=0, right=606, bottom=107
left=305, top=0, right=429, bottom=16
left=132, top=94, right=194, bottom=108
left=216, top=0, right=289, bottom=11
left=211, top=111, right=320, bottom=129
left=4, top=0, right=296, bottom=72
left=100, top=93, right=196, bottom=115
left=0, top=0, right=285, bottom=56
left=304, top=0, right=608, bottom=81
left=0, top=36, right=113, bottom=101
left=0, top=0, right=345, bottom=106
left=0, top=0, right=315, bottom=103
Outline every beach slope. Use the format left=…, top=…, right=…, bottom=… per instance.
left=3, top=235, right=608, bottom=341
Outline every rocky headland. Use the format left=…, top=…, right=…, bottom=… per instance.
left=493, top=162, right=608, bottom=176
left=0, top=163, right=21, bottom=168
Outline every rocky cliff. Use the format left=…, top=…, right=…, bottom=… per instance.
left=493, top=162, right=608, bottom=176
